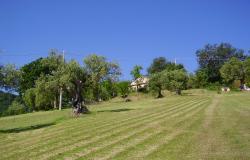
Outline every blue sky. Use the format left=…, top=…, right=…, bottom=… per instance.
left=1, top=0, right=250, bottom=80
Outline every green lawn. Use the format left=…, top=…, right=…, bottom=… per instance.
left=0, top=90, right=249, bottom=160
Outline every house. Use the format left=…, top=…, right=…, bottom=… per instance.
left=130, top=77, right=149, bottom=91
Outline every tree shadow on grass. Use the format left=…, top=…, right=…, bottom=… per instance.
left=0, top=122, right=56, bottom=133
left=97, top=108, right=135, bottom=113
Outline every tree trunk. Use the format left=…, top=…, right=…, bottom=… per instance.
left=53, top=99, right=57, bottom=109
left=157, top=89, right=163, bottom=98
left=72, top=80, right=89, bottom=116
left=240, top=79, right=244, bottom=87
left=176, top=89, right=181, bottom=95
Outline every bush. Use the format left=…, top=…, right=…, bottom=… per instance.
left=206, top=82, right=221, bottom=91
left=5, top=100, right=26, bottom=115
left=23, top=88, right=36, bottom=111
left=117, top=81, right=130, bottom=98
left=99, top=86, right=111, bottom=101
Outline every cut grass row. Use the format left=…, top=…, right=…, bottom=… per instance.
left=40, top=98, right=209, bottom=160
left=72, top=101, right=209, bottom=160
left=0, top=96, right=213, bottom=159
left=0, top=96, right=193, bottom=147
left=1, top=96, right=197, bottom=155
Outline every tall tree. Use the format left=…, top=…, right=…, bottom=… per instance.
left=130, top=65, right=143, bottom=80
left=149, top=72, right=167, bottom=98
left=196, top=43, right=247, bottom=83
left=148, top=57, right=167, bottom=74
left=1, top=64, right=20, bottom=93
left=148, top=57, right=184, bottom=75
left=84, top=54, right=121, bottom=101
left=220, top=57, right=244, bottom=85
left=164, top=69, right=188, bottom=95
left=20, top=50, right=63, bottom=94
left=20, top=58, right=46, bottom=94
left=56, top=60, right=89, bottom=114
left=243, top=58, right=250, bottom=84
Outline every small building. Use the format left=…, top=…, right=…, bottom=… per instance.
left=130, top=77, right=149, bottom=91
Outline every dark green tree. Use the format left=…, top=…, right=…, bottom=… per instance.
left=148, top=57, right=184, bottom=74
left=20, top=58, right=47, bottom=94
left=196, top=43, right=247, bottom=83
left=20, top=50, right=64, bottom=95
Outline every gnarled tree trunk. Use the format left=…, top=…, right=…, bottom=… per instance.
left=72, top=80, right=89, bottom=116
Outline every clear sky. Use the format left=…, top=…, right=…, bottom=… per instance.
left=1, top=0, right=250, bottom=80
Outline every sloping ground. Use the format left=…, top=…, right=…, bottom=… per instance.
left=0, top=91, right=249, bottom=160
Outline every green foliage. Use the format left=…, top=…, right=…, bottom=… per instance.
left=148, top=57, right=184, bottom=75
left=206, top=82, right=221, bottom=91
left=148, top=57, right=168, bottom=74
left=195, top=69, right=209, bottom=88
left=0, top=91, right=17, bottom=116
left=149, top=69, right=188, bottom=97
left=5, top=100, right=26, bottom=116
left=117, top=81, right=130, bottom=98
left=0, top=64, right=20, bottom=92
left=20, top=51, right=63, bottom=94
left=149, top=72, right=166, bottom=98
left=243, top=58, right=250, bottom=83
left=20, top=58, right=46, bottom=94
left=34, top=75, right=55, bottom=110
left=23, top=88, right=36, bottom=111
left=84, top=54, right=121, bottom=101
left=0, top=65, right=3, bottom=87
left=196, top=43, right=247, bottom=83
left=187, top=73, right=197, bottom=89
left=220, top=57, right=244, bottom=85
left=130, top=65, right=143, bottom=80
left=165, top=69, right=188, bottom=95
left=101, top=80, right=118, bottom=99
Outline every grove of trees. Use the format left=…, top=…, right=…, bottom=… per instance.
left=0, top=42, right=250, bottom=116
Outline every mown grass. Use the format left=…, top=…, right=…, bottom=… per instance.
left=0, top=90, right=249, bottom=160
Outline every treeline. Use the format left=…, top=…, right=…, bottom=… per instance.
left=0, top=51, right=125, bottom=115
left=193, top=43, right=250, bottom=88
left=0, top=43, right=250, bottom=116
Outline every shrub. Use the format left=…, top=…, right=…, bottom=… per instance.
left=5, top=100, right=26, bottom=115
left=117, top=81, right=130, bottom=98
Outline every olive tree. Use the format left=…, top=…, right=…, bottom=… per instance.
left=84, top=54, right=121, bottom=101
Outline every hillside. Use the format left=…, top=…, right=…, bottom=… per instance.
left=0, top=90, right=249, bottom=159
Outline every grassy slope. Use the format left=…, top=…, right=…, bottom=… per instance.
left=0, top=90, right=249, bottom=160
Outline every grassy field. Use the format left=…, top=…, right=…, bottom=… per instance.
left=0, top=90, right=249, bottom=160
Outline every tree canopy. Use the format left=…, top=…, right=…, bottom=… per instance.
left=196, top=43, right=247, bottom=83
left=84, top=54, right=121, bottom=101
left=148, top=57, right=184, bottom=75
left=130, top=65, right=143, bottom=80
